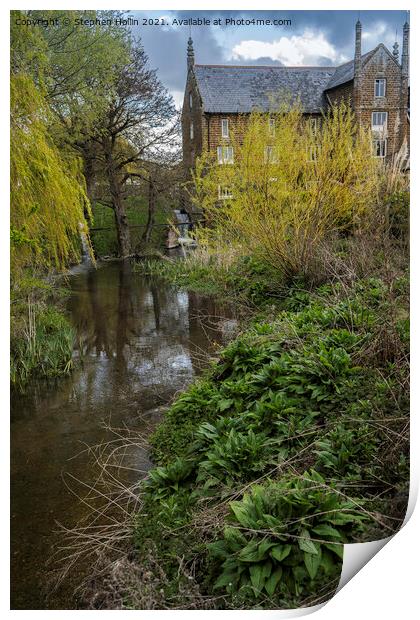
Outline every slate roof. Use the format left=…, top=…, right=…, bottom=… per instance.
left=325, top=49, right=376, bottom=90
left=194, top=65, right=336, bottom=114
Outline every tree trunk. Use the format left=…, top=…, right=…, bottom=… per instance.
left=104, top=150, right=131, bottom=257
left=142, top=174, right=156, bottom=244
left=83, top=156, right=95, bottom=203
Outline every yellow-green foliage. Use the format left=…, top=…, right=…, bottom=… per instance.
left=10, top=72, right=90, bottom=275
left=191, top=102, right=382, bottom=278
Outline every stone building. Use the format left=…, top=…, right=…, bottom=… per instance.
left=182, top=20, right=409, bottom=178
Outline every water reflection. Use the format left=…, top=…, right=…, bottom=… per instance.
left=11, top=261, right=234, bottom=609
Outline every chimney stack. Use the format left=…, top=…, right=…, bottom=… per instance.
left=353, top=20, right=362, bottom=124
left=187, top=37, right=195, bottom=72
left=401, top=21, right=409, bottom=76
left=354, top=20, right=362, bottom=78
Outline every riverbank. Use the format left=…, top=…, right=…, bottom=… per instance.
left=10, top=274, right=76, bottom=391
left=95, top=242, right=409, bottom=610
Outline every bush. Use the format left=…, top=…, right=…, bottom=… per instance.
left=191, top=102, right=381, bottom=281
left=208, top=471, right=367, bottom=601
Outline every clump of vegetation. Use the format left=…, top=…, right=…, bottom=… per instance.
left=209, top=471, right=364, bottom=601
left=10, top=277, right=75, bottom=390
left=132, top=275, right=409, bottom=609
left=190, top=102, right=383, bottom=283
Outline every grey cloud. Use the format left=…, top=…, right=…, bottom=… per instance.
left=130, top=10, right=408, bottom=99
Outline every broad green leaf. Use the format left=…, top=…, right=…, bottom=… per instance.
left=263, top=513, right=280, bottom=529
left=224, top=526, right=247, bottom=549
left=304, top=548, right=322, bottom=579
left=249, top=564, right=267, bottom=596
left=214, top=570, right=238, bottom=589
left=298, top=529, right=319, bottom=555
left=270, top=544, right=292, bottom=563
left=239, top=540, right=275, bottom=562
left=265, top=567, right=283, bottom=596
left=207, top=540, right=227, bottom=558
left=218, top=398, right=234, bottom=412
left=311, top=524, right=342, bottom=539
left=324, top=542, right=344, bottom=559
left=230, top=502, right=253, bottom=528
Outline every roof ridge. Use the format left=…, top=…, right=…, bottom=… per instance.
left=195, top=63, right=336, bottom=70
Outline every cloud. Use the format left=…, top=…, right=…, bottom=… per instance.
left=171, top=90, right=185, bottom=110
left=230, top=30, right=347, bottom=66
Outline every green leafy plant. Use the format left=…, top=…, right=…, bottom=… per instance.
left=314, top=423, right=378, bottom=479
left=145, top=457, right=195, bottom=499
left=208, top=471, right=368, bottom=599
left=197, top=428, right=278, bottom=485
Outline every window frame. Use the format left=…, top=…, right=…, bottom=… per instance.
left=190, top=121, right=194, bottom=140
left=372, top=138, right=387, bottom=158
left=221, top=118, right=229, bottom=139
left=218, top=185, right=233, bottom=200
left=309, top=117, right=321, bottom=133
left=264, top=145, right=279, bottom=164
left=217, top=145, right=234, bottom=164
left=189, top=92, right=193, bottom=109
left=371, top=111, right=388, bottom=133
left=374, top=78, right=386, bottom=98
left=307, top=145, right=320, bottom=162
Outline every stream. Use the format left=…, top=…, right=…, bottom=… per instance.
left=10, top=260, right=235, bottom=610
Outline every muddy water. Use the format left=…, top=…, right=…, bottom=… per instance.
left=11, top=261, right=235, bottom=610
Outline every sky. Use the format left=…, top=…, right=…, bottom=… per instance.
left=130, top=10, right=409, bottom=109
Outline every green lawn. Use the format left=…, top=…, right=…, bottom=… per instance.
left=90, top=195, right=174, bottom=256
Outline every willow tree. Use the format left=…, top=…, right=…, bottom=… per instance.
left=192, top=101, right=381, bottom=279
left=10, top=15, right=90, bottom=277
left=29, top=10, right=130, bottom=202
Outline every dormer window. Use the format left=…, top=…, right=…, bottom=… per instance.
left=221, top=118, right=229, bottom=139
left=374, top=79, right=386, bottom=98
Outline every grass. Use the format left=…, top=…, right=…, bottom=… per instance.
left=10, top=275, right=75, bottom=391
left=90, top=196, right=174, bottom=257
left=135, top=246, right=288, bottom=309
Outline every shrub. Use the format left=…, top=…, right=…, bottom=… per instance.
left=191, top=101, right=381, bottom=281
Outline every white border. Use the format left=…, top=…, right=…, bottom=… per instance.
left=2, top=2, right=418, bottom=617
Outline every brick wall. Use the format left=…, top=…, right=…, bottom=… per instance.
left=325, top=82, right=353, bottom=107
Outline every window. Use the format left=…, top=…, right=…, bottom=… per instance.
left=308, top=145, right=319, bottom=162
left=217, top=146, right=234, bottom=164
left=372, top=112, right=388, bottom=132
left=189, top=92, right=193, bottom=109
left=190, top=121, right=194, bottom=140
left=269, top=117, right=276, bottom=136
left=374, top=79, right=386, bottom=98
left=221, top=118, right=229, bottom=139
left=309, top=117, right=321, bottom=133
left=372, top=139, right=387, bottom=158
left=218, top=185, right=233, bottom=200
left=264, top=146, right=278, bottom=164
